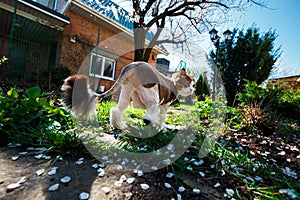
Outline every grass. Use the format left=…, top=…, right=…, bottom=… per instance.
left=1, top=86, right=299, bottom=199
left=108, top=99, right=299, bottom=199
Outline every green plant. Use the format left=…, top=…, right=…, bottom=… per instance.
left=0, top=56, right=7, bottom=65
left=195, top=97, right=213, bottom=119
left=276, top=89, right=300, bottom=119
left=225, top=106, right=244, bottom=130
left=96, top=100, right=115, bottom=129
left=236, top=80, right=284, bottom=133
left=0, top=86, right=85, bottom=158
left=195, top=74, right=210, bottom=101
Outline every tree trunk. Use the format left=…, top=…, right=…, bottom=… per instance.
left=133, top=26, right=147, bottom=62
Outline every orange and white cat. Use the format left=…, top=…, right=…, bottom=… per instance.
left=61, top=61, right=195, bottom=130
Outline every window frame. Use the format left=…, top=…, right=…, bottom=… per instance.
left=89, top=52, right=116, bottom=81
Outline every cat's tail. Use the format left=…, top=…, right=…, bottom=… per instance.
left=60, top=74, right=101, bottom=118
left=60, top=73, right=124, bottom=118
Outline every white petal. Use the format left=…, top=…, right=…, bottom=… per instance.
left=193, top=188, right=201, bottom=194
left=7, top=183, right=21, bottom=190
left=101, top=187, right=110, bottom=194
left=214, top=182, right=221, bottom=188
left=141, top=183, right=150, bottom=190
left=126, top=177, right=135, bottom=184
left=225, top=188, right=235, bottom=196
left=119, top=175, right=127, bottom=182
left=36, top=169, right=45, bottom=176
left=199, top=171, right=205, bottom=177
left=17, top=176, right=29, bottom=184
left=114, top=180, right=123, bottom=187
left=91, top=164, right=99, bottom=169
left=178, top=186, right=185, bottom=192
left=48, top=183, right=59, bottom=191
left=166, top=172, right=174, bottom=178
left=60, top=176, right=71, bottom=183
left=164, top=182, right=172, bottom=188
left=79, top=192, right=89, bottom=200
left=11, top=155, right=20, bottom=161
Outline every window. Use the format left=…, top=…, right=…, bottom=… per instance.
left=89, top=53, right=116, bottom=80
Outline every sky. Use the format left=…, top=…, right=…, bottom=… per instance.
left=216, top=0, right=300, bottom=78
left=112, top=0, right=300, bottom=78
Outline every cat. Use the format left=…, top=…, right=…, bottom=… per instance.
left=61, top=61, right=195, bottom=130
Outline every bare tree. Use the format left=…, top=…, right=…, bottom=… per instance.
left=118, top=0, right=266, bottom=62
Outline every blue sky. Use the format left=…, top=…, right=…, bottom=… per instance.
left=222, top=0, right=300, bottom=77
left=113, top=0, right=300, bottom=77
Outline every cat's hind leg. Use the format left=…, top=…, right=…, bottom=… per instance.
left=110, top=85, right=134, bottom=130
left=136, top=86, right=161, bottom=128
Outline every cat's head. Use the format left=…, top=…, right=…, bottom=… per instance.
left=172, top=68, right=195, bottom=96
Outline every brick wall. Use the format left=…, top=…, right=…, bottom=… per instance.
left=60, top=10, right=157, bottom=93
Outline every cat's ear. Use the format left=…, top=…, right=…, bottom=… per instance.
left=190, top=74, right=195, bottom=79
left=180, top=68, right=186, bottom=75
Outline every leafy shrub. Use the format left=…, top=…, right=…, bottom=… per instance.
left=195, top=74, right=210, bottom=101
left=276, top=89, right=300, bottom=119
left=234, top=80, right=300, bottom=133
left=225, top=106, right=243, bottom=130
left=195, top=97, right=213, bottom=119
left=0, top=86, right=84, bottom=157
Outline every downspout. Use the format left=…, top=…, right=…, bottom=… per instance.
left=7, top=0, right=18, bottom=75
left=61, top=0, right=71, bottom=14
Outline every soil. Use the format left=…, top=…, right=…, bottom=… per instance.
left=0, top=128, right=299, bottom=200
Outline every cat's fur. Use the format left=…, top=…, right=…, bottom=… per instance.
left=61, top=61, right=195, bottom=130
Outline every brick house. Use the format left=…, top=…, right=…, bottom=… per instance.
left=0, top=0, right=166, bottom=91
left=269, top=75, right=300, bottom=90
left=62, top=0, right=165, bottom=92
left=0, top=0, right=70, bottom=88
